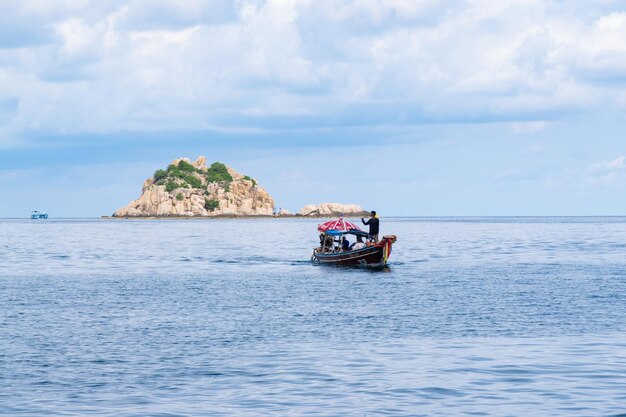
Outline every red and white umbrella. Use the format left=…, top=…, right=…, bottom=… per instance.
left=317, top=218, right=362, bottom=232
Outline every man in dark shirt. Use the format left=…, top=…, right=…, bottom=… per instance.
left=361, top=211, right=379, bottom=242
left=341, top=236, right=350, bottom=251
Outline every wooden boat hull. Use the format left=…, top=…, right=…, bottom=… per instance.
left=311, top=236, right=396, bottom=267
left=313, top=246, right=384, bottom=266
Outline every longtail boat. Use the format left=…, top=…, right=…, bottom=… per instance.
left=310, top=218, right=397, bottom=266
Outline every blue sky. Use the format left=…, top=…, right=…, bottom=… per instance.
left=1, top=0, right=626, bottom=216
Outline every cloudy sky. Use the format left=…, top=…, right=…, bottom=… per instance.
left=1, top=0, right=626, bottom=216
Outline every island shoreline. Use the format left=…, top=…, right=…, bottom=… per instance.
left=101, top=214, right=368, bottom=220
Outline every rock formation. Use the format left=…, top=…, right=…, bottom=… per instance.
left=113, top=157, right=274, bottom=217
left=276, top=208, right=292, bottom=216
left=298, top=203, right=369, bottom=217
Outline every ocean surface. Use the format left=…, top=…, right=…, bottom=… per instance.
left=1, top=217, right=626, bottom=416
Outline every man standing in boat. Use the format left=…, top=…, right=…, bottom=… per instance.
left=361, top=211, right=379, bottom=243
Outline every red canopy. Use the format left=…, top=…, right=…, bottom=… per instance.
left=317, top=218, right=362, bottom=232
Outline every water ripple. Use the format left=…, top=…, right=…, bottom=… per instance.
left=2, top=217, right=626, bottom=415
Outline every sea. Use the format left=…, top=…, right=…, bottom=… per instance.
left=1, top=217, right=626, bottom=416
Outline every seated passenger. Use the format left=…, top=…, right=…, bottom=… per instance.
left=341, top=237, right=350, bottom=251
left=350, top=236, right=366, bottom=250
left=319, top=234, right=334, bottom=252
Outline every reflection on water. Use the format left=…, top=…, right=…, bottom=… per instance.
left=1, top=217, right=626, bottom=416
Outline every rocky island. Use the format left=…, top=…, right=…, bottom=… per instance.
left=298, top=203, right=369, bottom=217
left=113, top=157, right=274, bottom=217
left=111, top=156, right=370, bottom=218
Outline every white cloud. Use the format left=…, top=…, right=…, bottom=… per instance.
left=1, top=0, right=626, bottom=146
left=494, top=169, right=524, bottom=180
left=605, top=155, right=626, bottom=170
left=589, top=155, right=625, bottom=171
left=584, top=155, right=626, bottom=186
left=510, top=121, right=550, bottom=134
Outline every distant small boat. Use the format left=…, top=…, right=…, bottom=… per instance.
left=30, top=210, right=48, bottom=219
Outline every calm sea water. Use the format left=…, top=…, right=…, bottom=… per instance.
left=1, top=217, right=626, bottom=416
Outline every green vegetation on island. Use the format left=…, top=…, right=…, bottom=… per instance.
left=243, top=175, right=257, bottom=187
left=153, top=160, right=247, bottom=193
left=205, top=162, right=233, bottom=183
left=165, top=180, right=181, bottom=192
left=204, top=198, right=219, bottom=211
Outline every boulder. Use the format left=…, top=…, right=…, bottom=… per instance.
left=298, top=203, right=369, bottom=217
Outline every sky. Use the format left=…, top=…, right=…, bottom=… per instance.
left=1, top=0, right=626, bottom=217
